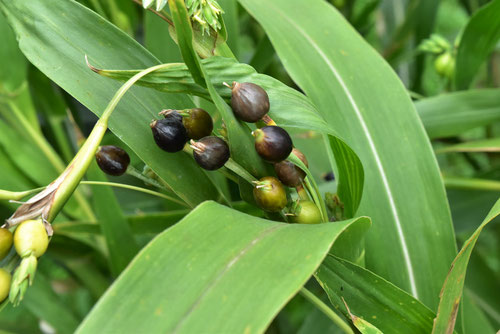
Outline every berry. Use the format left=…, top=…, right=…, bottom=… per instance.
left=182, top=108, right=214, bottom=140
left=434, top=52, right=455, bottom=79
left=14, top=219, right=49, bottom=258
left=289, top=201, right=322, bottom=224
left=274, top=148, right=308, bottom=187
left=253, top=126, right=293, bottom=162
left=0, top=269, right=11, bottom=302
left=0, top=229, right=13, bottom=261
left=95, top=145, right=130, bottom=176
left=150, top=117, right=188, bottom=153
left=253, top=176, right=287, bottom=212
left=191, top=136, right=230, bottom=170
left=228, top=82, right=270, bottom=122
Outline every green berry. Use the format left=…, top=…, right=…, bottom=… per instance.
left=290, top=201, right=322, bottom=224
left=434, top=52, right=455, bottom=79
left=0, top=229, right=13, bottom=261
left=253, top=176, right=287, bottom=212
left=182, top=108, right=214, bottom=140
left=0, top=269, right=11, bottom=302
left=14, top=219, right=49, bottom=258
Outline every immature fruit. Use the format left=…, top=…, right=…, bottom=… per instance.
left=229, top=82, right=270, bottom=122
left=253, top=126, right=293, bottom=162
left=191, top=136, right=230, bottom=170
left=290, top=201, right=322, bottom=224
left=14, top=219, right=49, bottom=258
left=434, top=52, right=455, bottom=79
left=0, top=229, right=13, bottom=261
left=150, top=118, right=189, bottom=153
left=0, top=269, right=11, bottom=302
left=274, top=148, right=308, bottom=187
left=253, top=176, right=287, bottom=212
left=182, top=108, right=213, bottom=140
left=95, top=145, right=130, bottom=176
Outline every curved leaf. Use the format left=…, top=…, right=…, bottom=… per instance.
left=77, top=201, right=370, bottom=333
left=436, top=138, right=500, bottom=153
left=238, top=0, right=457, bottom=309
left=416, top=89, right=500, bottom=139
left=454, top=0, right=500, bottom=90
left=0, top=0, right=219, bottom=207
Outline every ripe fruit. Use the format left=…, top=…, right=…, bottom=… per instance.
left=0, top=229, right=13, bottom=261
left=289, top=201, right=322, bottom=224
left=150, top=117, right=189, bottom=153
left=253, top=176, right=287, bottom=212
left=274, top=148, right=308, bottom=187
left=253, top=126, right=293, bottom=162
left=182, top=108, right=214, bottom=140
left=95, top=145, right=130, bottom=176
left=0, top=269, right=11, bottom=302
left=14, top=219, right=49, bottom=258
left=191, top=136, right=230, bottom=170
left=228, top=82, right=270, bottom=122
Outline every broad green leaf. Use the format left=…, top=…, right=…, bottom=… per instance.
left=436, top=138, right=500, bottom=154
left=0, top=11, right=26, bottom=92
left=87, top=162, right=139, bottom=276
left=316, top=255, right=438, bottom=334
left=218, top=0, right=240, bottom=58
left=144, top=11, right=182, bottom=63
left=0, top=0, right=219, bottom=207
left=416, top=89, right=500, bottom=139
left=454, top=0, right=500, bottom=89
left=432, top=198, right=500, bottom=334
left=77, top=201, right=370, bottom=333
left=462, top=291, right=496, bottom=334
left=239, top=0, right=456, bottom=309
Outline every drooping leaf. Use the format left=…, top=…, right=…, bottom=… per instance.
left=316, top=255, right=439, bottom=334
left=77, top=201, right=370, bottom=333
left=238, top=0, right=457, bottom=309
left=454, top=0, right=500, bottom=90
left=0, top=0, right=219, bottom=207
left=415, top=89, right=500, bottom=139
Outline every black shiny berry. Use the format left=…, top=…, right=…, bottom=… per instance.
left=95, top=145, right=130, bottom=176
left=229, top=82, right=270, bottom=123
left=253, top=176, right=287, bottom=212
left=191, top=136, right=230, bottom=170
left=274, top=148, right=308, bottom=187
left=323, top=171, right=335, bottom=182
left=289, top=201, right=321, bottom=224
left=183, top=108, right=213, bottom=140
left=150, top=118, right=189, bottom=153
left=253, top=126, right=293, bottom=163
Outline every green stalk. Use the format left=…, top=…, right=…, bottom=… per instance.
left=126, top=165, right=174, bottom=193
left=80, top=181, right=190, bottom=207
left=299, top=287, right=354, bottom=334
left=47, top=62, right=173, bottom=222
left=6, top=100, right=96, bottom=222
left=443, top=176, right=500, bottom=191
left=224, top=158, right=257, bottom=184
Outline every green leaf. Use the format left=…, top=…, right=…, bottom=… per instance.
left=436, top=138, right=500, bottom=154
left=0, top=10, right=26, bottom=93
left=316, top=255, right=438, bottom=334
left=416, top=89, right=500, bottom=139
left=454, top=0, right=500, bottom=90
left=0, top=0, right=219, bottom=207
left=432, top=198, right=500, bottom=333
left=144, top=11, right=182, bottom=63
left=444, top=177, right=500, bottom=192
left=77, top=201, right=370, bottom=333
left=238, top=0, right=456, bottom=309
left=87, top=162, right=140, bottom=276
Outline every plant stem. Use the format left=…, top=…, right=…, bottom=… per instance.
left=80, top=181, right=189, bottom=207
left=299, top=287, right=354, bottom=334
left=126, top=165, right=173, bottom=193
left=224, top=158, right=257, bottom=184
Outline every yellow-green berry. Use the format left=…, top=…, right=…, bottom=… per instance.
left=14, top=219, right=49, bottom=258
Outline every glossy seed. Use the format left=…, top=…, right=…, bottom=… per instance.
left=274, top=148, right=308, bottom=187
left=191, top=136, right=230, bottom=170
left=253, top=126, right=293, bottom=162
left=95, top=145, right=130, bottom=176
left=150, top=118, right=189, bottom=153
left=229, top=82, right=270, bottom=123
left=182, top=108, right=214, bottom=140
left=253, top=176, right=287, bottom=212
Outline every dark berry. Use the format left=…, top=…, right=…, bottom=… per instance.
left=159, top=109, right=183, bottom=123
left=323, top=171, right=335, bottom=182
left=95, top=145, right=130, bottom=176
left=228, top=82, right=270, bottom=123
left=253, top=176, right=287, bottom=212
left=191, top=136, right=230, bottom=170
left=289, top=201, right=321, bottom=224
left=182, top=108, right=213, bottom=140
left=253, top=126, right=293, bottom=162
left=150, top=118, right=188, bottom=153
left=274, top=148, right=308, bottom=187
